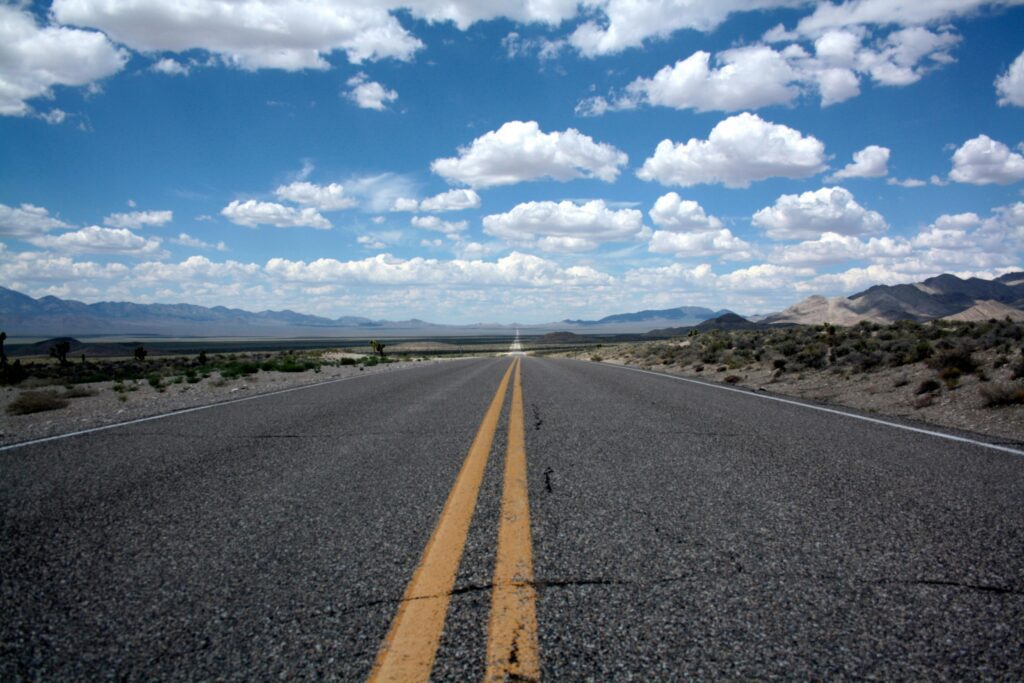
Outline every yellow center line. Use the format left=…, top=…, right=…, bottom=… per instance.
left=369, top=359, right=517, bottom=683
left=485, top=357, right=540, bottom=682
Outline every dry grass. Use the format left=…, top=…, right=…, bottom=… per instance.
left=7, top=390, right=69, bottom=415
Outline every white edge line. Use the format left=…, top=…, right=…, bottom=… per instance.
left=0, top=358, right=478, bottom=454
left=565, top=358, right=1024, bottom=458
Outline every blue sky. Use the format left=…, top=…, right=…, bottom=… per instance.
left=1, top=0, right=1023, bottom=323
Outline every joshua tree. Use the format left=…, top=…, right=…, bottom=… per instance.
left=370, top=339, right=386, bottom=359
left=134, top=345, right=148, bottom=362
left=50, top=340, right=71, bottom=366
left=0, top=331, right=7, bottom=369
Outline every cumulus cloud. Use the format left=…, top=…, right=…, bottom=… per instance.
left=770, top=232, right=911, bottom=265
left=151, top=58, right=189, bottom=76
left=39, top=109, right=68, bottom=125
left=264, top=251, right=613, bottom=287
left=568, top=0, right=803, bottom=57
left=391, top=189, right=481, bottom=212
left=345, top=72, right=398, bottom=110
left=411, top=216, right=468, bottom=234
left=613, top=46, right=799, bottom=113
left=996, top=50, right=1024, bottom=107
left=648, top=193, right=723, bottom=231
left=718, top=263, right=816, bottom=290
left=103, top=210, right=174, bottom=229
left=637, top=112, right=827, bottom=188
left=0, top=203, right=70, bottom=237
left=27, top=226, right=164, bottom=256
left=887, top=177, right=927, bottom=188
left=949, top=134, right=1024, bottom=185
left=221, top=200, right=331, bottom=229
left=646, top=193, right=752, bottom=259
left=172, top=233, right=227, bottom=251
left=273, top=182, right=358, bottom=211
left=753, top=186, right=888, bottom=240
left=780, top=0, right=1024, bottom=38
left=828, top=145, right=890, bottom=180
left=431, top=121, right=628, bottom=188
left=0, top=4, right=128, bottom=116
left=580, top=23, right=963, bottom=114
left=648, top=229, right=755, bottom=260
left=51, top=0, right=424, bottom=70
left=482, top=200, right=646, bottom=252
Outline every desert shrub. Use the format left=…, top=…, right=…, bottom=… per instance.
left=772, top=359, right=787, bottom=371
left=916, top=379, right=941, bottom=395
left=723, top=375, right=741, bottom=384
left=147, top=374, right=163, bottom=389
left=893, top=376, right=909, bottom=388
left=62, top=386, right=96, bottom=398
left=1011, top=361, right=1024, bottom=380
left=590, top=355, right=603, bottom=362
left=796, top=342, right=829, bottom=370
left=930, top=347, right=978, bottom=374
left=339, top=357, right=356, bottom=366
left=7, top=390, right=69, bottom=415
left=692, top=364, right=703, bottom=372
left=980, top=382, right=1024, bottom=407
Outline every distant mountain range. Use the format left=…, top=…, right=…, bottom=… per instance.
left=763, top=272, right=1024, bottom=325
left=2, top=271, right=1022, bottom=339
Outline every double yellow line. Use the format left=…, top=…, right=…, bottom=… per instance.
left=369, top=357, right=539, bottom=682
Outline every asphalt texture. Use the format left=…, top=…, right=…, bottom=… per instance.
left=2, top=356, right=1023, bottom=680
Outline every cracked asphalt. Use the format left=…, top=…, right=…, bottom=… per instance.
left=3, top=356, right=1023, bottom=680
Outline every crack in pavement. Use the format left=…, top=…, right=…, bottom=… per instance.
left=338, top=571, right=1023, bottom=618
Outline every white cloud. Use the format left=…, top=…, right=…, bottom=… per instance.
left=568, top=0, right=803, bottom=57
left=172, top=233, right=227, bottom=251
left=103, top=210, right=174, bottom=229
left=771, top=232, right=911, bottom=265
left=585, top=23, right=962, bottom=114
left=753, top=186, right=888, bottom=240
left=357, top=235, right=388, bottom=250
left=719, top=263, right=816, bottom=290
left=345, top=72, right=398, bottom=110
left=649, top=193, right=723, bottom=231
left=28, top=226, right=164, bottom=256
left=996, top=50, right=1024, bottom=107
left=221, top=200, right=331, bottom=229
left=622, top=262, right=717, bottom=289
left=949, top=134, right=1024, bottom=185
left=637, top=112, right=826, bottom=189
left=783, top=0, right=1024, bottom=38
left=411, top=216, right=468, bottom=234
left=649, top=229, right=755, bottom=260
left=391, top=188, right=481, bottom=212
left=344, top=173, right=419, bottom=213
left=0, top=203, right=70, bottom=237
left=0, top=252, right=131, bottom=284
left=273, top=181, right=358, bottom=211
left=151, top=58, right=189, bottom=76
left=828, top=145, right=890, bottom=180
left=482, top=200, right=646, bottom=252
left=264, top=251, right=613, bottom=287
left=431, top=121, right=628, bottom=188
left=51, top=0, right=424, bottom=70
left=0, top=4, right=128, bottom=116
left=614, top=46, right=799, bottom=113
left=887, top=177, right=927, bottom=188
left=419, top=188, right=481, bottom=212
left=39, top=109, right=68, bottom=125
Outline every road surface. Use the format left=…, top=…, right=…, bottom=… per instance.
left=2, top=356, right=1023, bottom=680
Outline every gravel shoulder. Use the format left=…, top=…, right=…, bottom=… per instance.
left=0, top=358, right=454, bottom=447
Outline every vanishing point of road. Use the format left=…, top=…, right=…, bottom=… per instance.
left=2, top=355, right=1023, bottom=680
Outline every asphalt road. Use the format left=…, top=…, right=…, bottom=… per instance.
left=2, top=356, right=1023, bottom=680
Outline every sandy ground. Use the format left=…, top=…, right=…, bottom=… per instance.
left=0, top=358, right=450, bottom=448
left=560, top=346, right=1024, bottom=445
